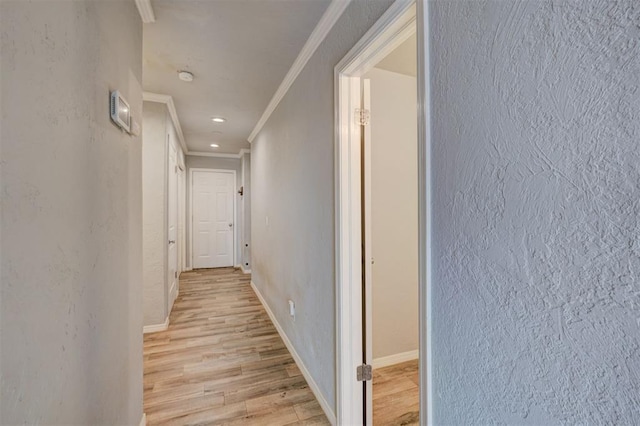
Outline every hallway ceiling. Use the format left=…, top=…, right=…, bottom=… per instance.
left=143, top=0, right=331, bottom=155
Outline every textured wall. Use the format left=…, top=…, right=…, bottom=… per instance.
left=251, top=0, right=394, bottom=413
left=1, top=1, right=143, bottom=424
left=429, top=0, right=640, bottom=423
left=366, top=68, right=419, bottom=361
left=143, top=101, right=168, bottom=326
left=185, top=155, right=241, bottom=267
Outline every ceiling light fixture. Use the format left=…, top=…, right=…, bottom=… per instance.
left=178, top=71, right=194, bottom=82
left=212, top=117, right=226, bottom=123
left=210, top=144, right=220, bottom=148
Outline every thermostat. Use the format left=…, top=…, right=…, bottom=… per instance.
left=110, top=90, right=131, bottom=133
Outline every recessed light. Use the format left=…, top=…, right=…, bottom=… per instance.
left=210, top=144, right=220, bottom=148
left=212, top=117, right=226, bottom=123
left=178, top=71, right=194, bottom=82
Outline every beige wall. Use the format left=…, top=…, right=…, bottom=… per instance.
left=366, top=68, right=419, bottom=361
left=142, top=101, right=168, bottom=326
left=1, top=1, right=143, bottom=424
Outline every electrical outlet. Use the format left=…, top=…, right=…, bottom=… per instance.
left=288, top=300, right=295, bottom=319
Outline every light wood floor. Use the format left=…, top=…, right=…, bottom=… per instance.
left=143, top=268, right=329, bottom=425
left=373, top=360, right=419, bottom=425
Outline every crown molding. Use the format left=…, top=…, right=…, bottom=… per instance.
left=135, top=0, right=155, bottom=23
left=143, top=92, right=188, bottom=154
left=247, top=0, right=351, bottom=143
left=187, top=149, right=250, bottom=159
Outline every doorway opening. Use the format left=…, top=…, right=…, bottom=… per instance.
left=334, top=0, right=431, bottom=424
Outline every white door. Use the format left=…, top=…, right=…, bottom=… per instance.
left=192, top=170, right=234, bottom=268
left=167, top=141, right=178, bottom=310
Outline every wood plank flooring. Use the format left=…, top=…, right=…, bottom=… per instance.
left=373, top=360, right=419, bottom=425
left=143, top=268, right=329, bottom=425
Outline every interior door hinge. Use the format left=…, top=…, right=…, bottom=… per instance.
left=355, top=108, right=370, bottom=126
left=357, top=364, right=372, bottom=381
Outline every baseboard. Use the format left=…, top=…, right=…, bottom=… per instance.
left=240, top=264, right=252, bottom=274
left=372, top=349, right=419, bottom=369
left=143, top=316, right=169, bottom=334
left=250, top=281, right=336, bottom=425
left=139, top=413, right=146, bottom=426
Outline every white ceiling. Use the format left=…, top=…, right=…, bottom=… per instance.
left=143, top=0, right=331, bottom=154
left=375, top=33, right=416, bottom=77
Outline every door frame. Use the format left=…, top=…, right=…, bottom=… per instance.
left=178, top=163, right=186, bottom=276
left=334, top=0, right=432, bottom=424
left=189, top=168, right=237, bottom=269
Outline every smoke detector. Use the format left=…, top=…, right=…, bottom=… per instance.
left=178, top=71, right=194, bottom=82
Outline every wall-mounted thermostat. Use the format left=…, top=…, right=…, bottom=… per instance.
left=110, top=90, right=131, bottom=133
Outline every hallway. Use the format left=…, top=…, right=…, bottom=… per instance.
left=143, top=268, right=329, bottom=425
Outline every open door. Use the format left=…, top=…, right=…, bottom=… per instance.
left=362, top=78, right=374, bottom=425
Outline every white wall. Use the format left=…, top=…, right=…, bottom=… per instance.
left=0, top=1, right=143, bottom=424
left=429, top=1, right=640, bottom=423
left=251, top=0, right=394, bottom=413
left=186, top=155, right=242, bottom=268
left=366, top=68, right=418, bottom=361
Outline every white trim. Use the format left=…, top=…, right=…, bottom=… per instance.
left=416, top=1, right=433, bottom=424
left=139, top=413, right=147, bottom=426
left=247, top=0, right=351, bottom=143
left=250, top=281, right=336, bottom=426
left=362, top=78, right=374, bottom=425
left=187, top=149, right=250, bottom=159
left=240, top=264, right=252, bottom=275
left=134, top=0, right=155, bottom=23
left=143, top=92, right=188, bottom=155
left=143, top=317, right=169, bottom=334
left=334, top=1, right=415, bottom=76
left=189, top=168, right=237, bottom=269
left=372, top=350, right=419, bottom=369
left=335, top=71, right=364, bottom=426
left=334, top=1, right=419, bottom=425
